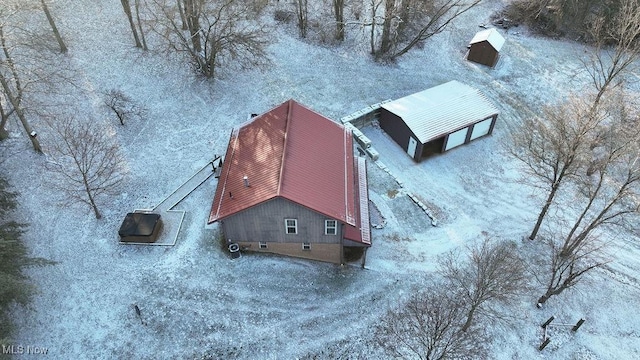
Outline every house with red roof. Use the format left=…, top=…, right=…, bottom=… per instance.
left=208, top=100, right=371, bottom=264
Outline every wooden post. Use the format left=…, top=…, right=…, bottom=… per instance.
left=538, top=338, right=551, bottom=351
left=572, top=318, right=585, bottom=332
left=541, top=316, right=555, bottom=329
left=134, top=304, right=146, bottom=325
left=361, top=247, right=367, bottom=269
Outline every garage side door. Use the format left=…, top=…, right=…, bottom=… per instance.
left=469, top=118, right=493, bottom=141
left=444, top=127, right=468, bottom=151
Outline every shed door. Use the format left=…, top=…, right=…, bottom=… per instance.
left=470, top=118, right=493, bottom=141
left=407, top=136, right=418, bottom=158
left=444, top=127, right=468, bottom=151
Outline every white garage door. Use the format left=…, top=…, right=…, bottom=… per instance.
left=444, top=127, right=469, bottom=151
left=470, top=118, right=493, bottom=140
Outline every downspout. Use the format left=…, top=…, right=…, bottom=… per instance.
left=340, top=222, right=345, bottom=265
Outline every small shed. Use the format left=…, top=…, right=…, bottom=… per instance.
left=119, top=212, right=162, bottom=243
left=379, top=81, right=499, bottom=162
left=467, top=28, right=505, bottom=67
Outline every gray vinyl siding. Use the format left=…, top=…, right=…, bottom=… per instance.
left=221, top=197, right=342, bottom=244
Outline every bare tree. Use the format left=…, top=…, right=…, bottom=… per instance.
left=439, top=238, right=527, bottom=332
left=0, top=22, right=21, bottom=141
left=536, top=231, right=607, bottom=306
left=536, top=91, right=640, bottom=305
left=295, top=0, right=308, bottom=38
left=508, top=95, right=608, bottom=240
left=134, top=0, right=149, bottom=50
left=40, top=0, right=67, bottom=53
left=182, top=0, right=203, bottom=52
left=121, top=0, right=144, bottom=48
left=393, top=0, right=482, bottom=59
left=151, top=0, right=270, bottom=79
left=0, top=23, right=42, bottom=152
left=375, top=284, right=487, bottom=360
left=378, top=0, right=396, bottom=56
left=0, top=2, right=75, bottom=152
left=103, top=89, right=144, bottom=125
left=367, top=0, right=384, bottom=55
left=371, top=0, right=482, bottom=59
left=175, top=0, right=188, bottom=30
left=584, top=0, right=640, bottom=106
left=46, top=118, right=126, bottom=219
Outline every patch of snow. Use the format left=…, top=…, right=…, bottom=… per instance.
left=2, top=0, right=640, bottom=359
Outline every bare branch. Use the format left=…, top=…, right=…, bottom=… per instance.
left=375, top=283, right=487, bottom=360
left=439, top=237, right=528, bottom=331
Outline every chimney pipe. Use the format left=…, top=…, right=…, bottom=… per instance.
left=243, top=176, right=250, bottom=187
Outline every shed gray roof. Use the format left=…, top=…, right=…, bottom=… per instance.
left=469, top=28, right=505, bottom=51
left=381, top=81, right=499, bottom=144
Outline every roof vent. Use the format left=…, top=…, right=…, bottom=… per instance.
left=243, top=176, right=250, bottom=187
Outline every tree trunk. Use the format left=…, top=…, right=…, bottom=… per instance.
left=0, top=122, right=8, bottom=140
left=134, top=0, right=148, bottom=50
left=177, top=0, right=188, bottom=30
left=184, top=0, right=202, bottom=53
left=391, top=35, right=418, bottom=59
left=537, top=286, right=565, bottom=305
left=333, top=0, right=345, bottom=41
left=40, top=0, right=68, bottom=53
left=90, top=199, right=102, bottom=219
left=0, top=74, right=42, bottom=153
left=84, top=176, right=102, bottom=219
left=379, top=0, right=395, bottom=55
left=296, top=0, right=308, bottom=38
left=0, top=106, right=9, bottom=140
left=529, top=182, right=561, bottom=240
left=121, top=0, right=143, bottom=48
left=370, top=1, right=377, bottom=54
left=461, top=306, right=476, bottom=332
left=396, top=0, right=411, bottom=37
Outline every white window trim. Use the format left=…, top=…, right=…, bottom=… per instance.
left=325, top=220, right=337, bottom=235
left=302, top=243, right=311, bottom=251
left=285, top=219, right=298, bottom=234
left=259, top=241, right=267, bottom=249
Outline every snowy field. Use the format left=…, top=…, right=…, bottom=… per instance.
left=2, top=0, right=640, bottom=359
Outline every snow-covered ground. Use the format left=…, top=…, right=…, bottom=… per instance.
left=2, top=0, right=640, bottom=359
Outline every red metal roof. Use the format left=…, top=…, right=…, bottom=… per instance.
left=209, top=100, right=369, bottom=245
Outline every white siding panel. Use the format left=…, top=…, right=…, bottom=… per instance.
left=470, top=118, right=493, bottom=140
left=445, top=127, right=468, bottom=151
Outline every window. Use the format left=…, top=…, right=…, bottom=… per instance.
left=302, top=243, right=311, bottom=251
left=325, top=220, right=337, bottom=235
left=259, top=242, right=267, bottom=249
left=285, top=219, right=298, bottom=234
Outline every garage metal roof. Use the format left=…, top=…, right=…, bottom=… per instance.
left=209, top=100, right=370, bottom=245
left=469, top=28, right=505, bottom=51
left=381, top=81, right=499, bottom=144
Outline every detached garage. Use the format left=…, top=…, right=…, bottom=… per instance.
left=379, top=80, right=499, bottom=162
